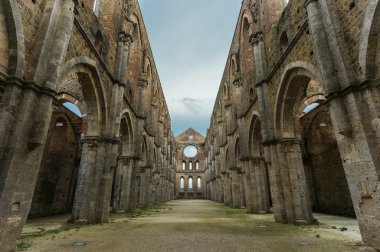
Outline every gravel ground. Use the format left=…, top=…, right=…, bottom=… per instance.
left=19, top=200, right=363, bottom=252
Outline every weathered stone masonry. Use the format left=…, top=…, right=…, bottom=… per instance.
left=175, top=128, right=206, bottom=200
left=0, top=0, right=176, bottom=251
left=205, top=0, right=380, bottom=249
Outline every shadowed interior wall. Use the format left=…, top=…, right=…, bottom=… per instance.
left=0, top=3, right=9, bottom=73
left=302, top=109, right=354, bottom=217
left=29, top=108, right=81, bottom=218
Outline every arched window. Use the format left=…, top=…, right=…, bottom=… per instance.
left=93, top=0, right=101, bottom=16
left=0, top=87, right=4, bottom=103
left=188, top=177, right=193, bottom=191
left=94, top=31, right=103, bottom=54
left=62, top=102, right=82, bottom=117
left=197, top=177, right=202, bottom=191
left=55, top=117, right=67, bottom=128
left=180, top=177, right=185, bottom=192
left=182, top=161, right=186, bottom=171
left=189, top=161, right=193, bottom=171
left=196, top=161, right=199, bottom=170
left=280, top=31, right=289, bottom=52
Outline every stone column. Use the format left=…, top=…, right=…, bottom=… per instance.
left=304, top=0, right=351, bottom=135
left=305, top=1, right=380, bottom=247
left=233, top=78, right=243, bottom=116
left=113, top=157, right=134, bottom=212
left=243, top=160, right=254, bottom=213
left=225, top=172, right=233, bottom=205
left=230, top=169, right=241, bottom=208
left=72, top=138, right=113, bottom=223
left=256, top=158, right=271, bottom=213
left=145, top=167, right=153, bottom=206
left=115, top=32, right=133, bottom=82
left=138, top=167, right=147, bottom=208
left=127, top=158, right=139, bottom=212
left=0, top=1, right=76, bottom=251
left=239, top=171, right=246, bottom=208
left=251, top=31, right=310, bottom=224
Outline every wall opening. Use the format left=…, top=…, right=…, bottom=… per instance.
left=28, top=102, right=82, bottom=219
left=197, top=177, right=202, bottom=191
left=180, top=177, right=185, bottom=192
left=188, top=177, right=193, bottom=192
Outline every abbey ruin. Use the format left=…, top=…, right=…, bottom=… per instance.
left=0, top=0, right=379, bottom=251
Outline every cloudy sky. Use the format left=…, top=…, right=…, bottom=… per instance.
left=139, top=0, right=241, bottom=136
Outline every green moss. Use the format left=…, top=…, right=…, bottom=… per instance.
left=20, top=223, right=79, bottom=240
left=16, top=241, right=31, bottom=251
left=110, top=203, right=168, bottom=221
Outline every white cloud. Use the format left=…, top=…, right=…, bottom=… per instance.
left=139, top=0, right=241, bottom=136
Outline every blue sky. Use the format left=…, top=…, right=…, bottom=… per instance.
left=139, top=0, right=241, bottom=136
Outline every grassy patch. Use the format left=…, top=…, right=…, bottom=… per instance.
left=20, top=223, right=79, bottom=240
left=16, top=241, right=31, bottom=251
left=110, top=203, right=168, bottom=221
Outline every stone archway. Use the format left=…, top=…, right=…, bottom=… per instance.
left=0, top=0, right=25, bottom=78
left=246, top=115, right=271, bottom=214
left=112, top=112, right=135, bottom=212
left=58, top=61, right=112, bottom=224
left=272, top=65, right=322, bottom=225
left=28, top=95, right=84, bottom=219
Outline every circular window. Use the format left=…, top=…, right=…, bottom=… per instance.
left=184, top=145, right=197, bottom=158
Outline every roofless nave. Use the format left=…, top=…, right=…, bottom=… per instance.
left=0, top=0, right=379, bottom=251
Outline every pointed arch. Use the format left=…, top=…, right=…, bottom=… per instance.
left=359, top=0, right=380, bottom=80
left=59, top=57, right=108, bottom=137
left=188, top=176, right=194, bottom=191
left=239, top=9, right=255, bottom=92
left=120, top=111, right=134, bottom=156
left=235, top=137, right=241, bottom=168
left=0, top=0, right=25, bottom=78
left=274, top=62, right=324, bottom=138
left=249, top=114, right=263, bottom=158
left=141, top=134, right=148, bottom=164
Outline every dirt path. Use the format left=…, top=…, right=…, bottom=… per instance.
left=20, top=200, right=362, bottom=252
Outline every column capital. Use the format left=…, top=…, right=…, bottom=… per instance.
left=118, top=32, right=133, bottom=46
left=304, top=0, right=318, bottom=8
left=224, top=99, right=231, bottom=108
left=233, top=78, right=243, bottom=87
left=139, top=79, right=148, bottom=89
left=249, top=31, right=264, bottom=46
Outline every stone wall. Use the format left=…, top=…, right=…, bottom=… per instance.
left=204, top=0, right=380, bottom=249
left=175, top=129, right=206, bottom=199
left=0, top=0, right=176, bottom=251
left=29, top=106, right=81, bottom=218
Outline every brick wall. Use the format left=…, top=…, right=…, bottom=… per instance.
left=0, top=5, right=9, bottom=73
left=29, top=107, right=82, bottom=218
left=302, top=109, right=355, bottom=217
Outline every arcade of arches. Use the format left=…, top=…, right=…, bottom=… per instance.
left=0, top=0, right=380, bottom=251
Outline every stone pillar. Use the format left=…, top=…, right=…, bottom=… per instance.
left=251, top=31, right=313, bottom=224
left=113, top=157, right=135, bottom=212
left=225, top=99, right=232, bottom=134
left=254, top=158, right=271, bottom=213
left=0, top=1, right=76, bottom=251
left=243, top=160, right=254, bottom=212
left=233, top=78, right=243, bottom=116
left=145, top=167, right=153, bottom=206
left=115, top=32, right=133, bottom=82
left=138, top=167, right=147, bottom=208
left=71, top=138, right=112, bottom=223
left=223, top=172, right=232, bottom=205
left=304, top=0, right=351, bottom=135
left=239, top=171, right=246, bottom=208
left=230, top=169, right=241, bottom=208
left=127, top=158, right=139, bottom=212
left=305, top=1, right=380, bottom=247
